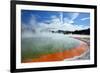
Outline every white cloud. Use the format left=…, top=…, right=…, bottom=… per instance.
left=64, top=17, right=74, bottom=24
left=22, top=14, right=89, bottom=32
left=64, top=13, right=80, bottom=24
left=81, top=17, right=90, bottom=21
left=70, top=13, right=80, bottom=20
left=29, top=14, right=37, bottom=26
left=51, top=15, right=61, bottom=24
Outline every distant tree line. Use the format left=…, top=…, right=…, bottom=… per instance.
left=52, top=28, right=90, bottom=35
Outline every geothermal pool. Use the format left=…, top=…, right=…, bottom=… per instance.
left=21, top=33, right=88, bottom=63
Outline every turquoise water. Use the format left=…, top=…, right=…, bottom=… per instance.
left=21, top=33, right=80, bottom=60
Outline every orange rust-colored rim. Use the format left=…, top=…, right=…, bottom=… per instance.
left=22, top=41, right=88, bottom=63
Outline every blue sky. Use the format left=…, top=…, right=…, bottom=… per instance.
left=21, top=10, right=90, bottom=31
